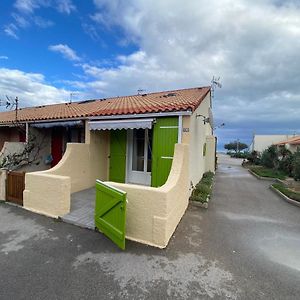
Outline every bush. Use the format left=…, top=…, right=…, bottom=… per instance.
left=292, top=151, right=300, bottom=181
left=247, top=151, right=260, bottom=165
left=249, top=166, right=286, bottom=180
left=279, top=153, right=294, bottom=176
left=260, top=145, right=279, bottom=169
left=230, top=152, right=248, bottom=159
left=190, top=172, right=214, bottom=203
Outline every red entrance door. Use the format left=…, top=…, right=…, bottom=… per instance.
left=51, top=129, right=63, bottom=167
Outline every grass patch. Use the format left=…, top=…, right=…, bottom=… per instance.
left=249, top=166, right=287, bottom=180
left=190, top=171, right=214, bottom=203
left=272, top=183, right=300, bottom=202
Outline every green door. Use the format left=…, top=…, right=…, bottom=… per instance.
left=151, top=117, right=178, bottom=187
left=109, top=130, right=127, bottom=183
left=95, top=180, right=127, bottom=250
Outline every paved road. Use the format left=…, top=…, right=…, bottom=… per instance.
left=0, top=155, right=300, bottom=299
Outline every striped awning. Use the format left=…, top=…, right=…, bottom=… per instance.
left=88, top=118, right=154, bottom=130
left=30, top=120, right=83, bottom=128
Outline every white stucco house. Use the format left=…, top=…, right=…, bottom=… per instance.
left=0, top=86, right=216, bottom=248
left=250, top=134, right=295, bottom=153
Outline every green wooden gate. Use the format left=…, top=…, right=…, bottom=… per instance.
left=109, top=130, right=127, bottom=183
left=151, top=117, right=178, bottom=187
left=95, top=180, right=127, bottom=250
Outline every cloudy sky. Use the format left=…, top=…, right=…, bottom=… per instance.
left=0, top=0, right=300, bottom=149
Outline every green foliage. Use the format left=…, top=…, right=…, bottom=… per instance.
left=272, top=183, right=300, bottom=202
left=230, top=152, right=249, bottom=159
left=292, top=151, right=300, bottom=181
left=279, top=153, right=294, bottom=176
left=250, top=166, right=286, bottom=180
left=260, top=145, right=279, bottom=169
left=224, top=140, right=248, bottom=153
left=247, top=150, right=260, bottom=165
left=190, top=172, right=214, bottom=203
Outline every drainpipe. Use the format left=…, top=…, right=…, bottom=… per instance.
left=25, top=122, right=29, bottom=143
left=178, top=115, right=183, bottom=143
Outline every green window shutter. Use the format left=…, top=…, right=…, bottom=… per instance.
left=109, top=130, right=127, bottom=183
left=151, top=117, right=178, bottom=187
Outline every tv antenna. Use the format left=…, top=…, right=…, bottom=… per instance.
left=69, top=92, right=79, bottom=103
left=137, top=89, right=146, bottom=95
left=0, top=96, right=19, bottom=121
left=211, top=76, right=222, bottom=105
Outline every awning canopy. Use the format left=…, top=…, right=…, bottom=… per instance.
left=30, top=120, right=83, bottom=128
left=89, top=118, right=154, bottom=131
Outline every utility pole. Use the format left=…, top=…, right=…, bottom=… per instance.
left=236, top=138, right=240, bottom=153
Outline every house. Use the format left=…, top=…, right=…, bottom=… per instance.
left=0, top=104, right=87, bottom=172
left=0, top=86, right=216, bottom=248
left=274, top=136, right=300, bottom=153
left=250, top=134, right=295, bottom=153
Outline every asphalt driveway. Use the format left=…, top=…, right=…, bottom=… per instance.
left=0, top=154, right=300, bottom=299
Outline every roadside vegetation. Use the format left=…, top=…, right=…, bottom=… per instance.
left=190, top=171, right=214, bottom=203
left=272, top=183, right=300, bottom=202
left=245, top=145, right=300, bottom=181
left=249, top=166, right=286, bottom=180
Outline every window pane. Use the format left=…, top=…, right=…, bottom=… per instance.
left=132, top=129, right=145, bottom=171
left=147, top=129, right=153, bottom=172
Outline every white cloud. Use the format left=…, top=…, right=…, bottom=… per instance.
left=3, top=24, right=19, bottom=39
left=0, top=56, right=8, bottom=60
left=88, top=0, right=300, bottom=138
left=49, top=44, right=81, bottom=61
left=12, top=13, right=30, bottom=28
left=56, top=0, right=76, bottom=15
left=33, top=16, right=54, bottom=28
left=0, top=68, right=71, bottom=107
left=14, top=0, right=42, bottom=14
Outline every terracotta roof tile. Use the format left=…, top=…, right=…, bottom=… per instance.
left=275, top=136, right=300, bottom=145
left=0, top=86, right=210, bottom=124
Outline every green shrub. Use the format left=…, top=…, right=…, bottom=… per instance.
left=292, top=151, right=300, bottom=181
left=247, top=150, right=260, bottom=165
left=190, top=172, right=214, bottom=203
left=279, top=153, right=294, bottom=176
left=261, top=145, right=279, bottom=169
left=250, top=166, right=286, bottom=180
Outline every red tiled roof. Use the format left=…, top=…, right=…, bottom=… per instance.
left=275, top=136, right=300, bottom=146
left=0, top=86, right=210, bottom=124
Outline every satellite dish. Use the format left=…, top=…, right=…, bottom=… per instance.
left=208, top=108, right=214, bottom=129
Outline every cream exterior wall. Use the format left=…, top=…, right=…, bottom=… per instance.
left=182, top=93, right=215, bottom=187
left=23, top=130, right=109, bottom=218
left=108, top=143, right=189, bottom=248
left=251, top=135, right=295, bottom=153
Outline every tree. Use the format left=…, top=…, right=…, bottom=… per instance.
left=260, top=145, right=279, bottom=169
left=224, top=140, right=248, bottom=153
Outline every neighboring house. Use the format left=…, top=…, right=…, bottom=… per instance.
left=250, top=135, right=295, bottom=153
left=0, top=86, right=216, bottom=248
left=0, top=105, right=87, bottom=171
left=274, top=136, right=300, bottom=153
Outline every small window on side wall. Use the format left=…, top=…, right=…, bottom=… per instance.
left=203, top=143, right=207, bottom=156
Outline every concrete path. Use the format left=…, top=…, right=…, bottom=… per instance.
left=61, top=188, right=95, bottom=229
left=0, top=154, right=300, bottom=299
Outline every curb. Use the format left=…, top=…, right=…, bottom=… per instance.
left=248, top=169, right=276, bottom=181
left=270, top=185, right=300, bottom=208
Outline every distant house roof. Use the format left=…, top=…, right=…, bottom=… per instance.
left=274, top=136, right=300, bottom=146
left=0, top=86, right=210, bottom=124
